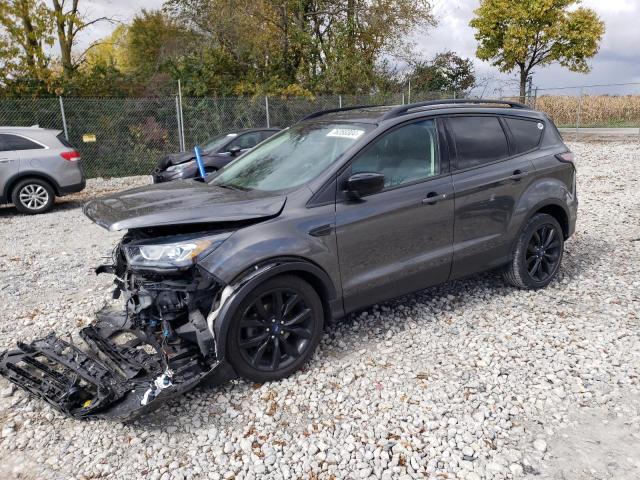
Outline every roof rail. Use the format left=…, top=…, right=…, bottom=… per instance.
left=300, top=104, right=381, bottom=122
left=379, top=98, right=529, bottom=121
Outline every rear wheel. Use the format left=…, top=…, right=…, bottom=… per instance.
left=226, top=275, right=323, bottom=383
left=504, top=213, right=564, bottom=289
left=12, top=178, right=55, bottom=214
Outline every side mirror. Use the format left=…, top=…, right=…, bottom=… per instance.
left=345, top=172, right=384, bottom=199
left=228, top=146, right=242, bottom=156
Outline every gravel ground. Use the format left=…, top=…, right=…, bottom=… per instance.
left=0, top=142, right=639, bottom=480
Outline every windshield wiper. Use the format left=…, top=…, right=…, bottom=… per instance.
left=214, top=183, right=248, bottom=192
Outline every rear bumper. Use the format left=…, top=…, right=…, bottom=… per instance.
left=58, top=177, right=86, bottom=196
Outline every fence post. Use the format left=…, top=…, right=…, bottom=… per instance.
left=265, top=95, right=270, bottom=128
left=401, top=93, right=405, bottom=105
left=576, top=87, right=584, bottom=140
left=338, top=95, right=342, bottom=108
left=178, top=80, right=186, bottom=151
left=58, top=96, right=69, bottom=141
left=175, top=96, right=184, bottom=152
left=408, top=80, right=411, bottom=104
left=533, top=87, right=538, bottom=109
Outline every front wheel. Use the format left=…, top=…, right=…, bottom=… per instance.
left=226, top=275, right=324, bottom=383
left=504, top=213, right=564, bottom=289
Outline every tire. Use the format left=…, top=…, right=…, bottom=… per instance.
left=504, top=213, right=564, bottom=289
left=11, top=178, right=55, bottom=214
left=226, top=275, right=324, bottom=383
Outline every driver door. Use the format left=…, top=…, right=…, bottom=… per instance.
left=335, top=119, right=454, bottom=312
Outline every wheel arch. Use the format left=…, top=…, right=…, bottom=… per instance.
left=4, top=171, right=61, bottom=200
left=207, top=257, right=341, bottom=360
left=533, top=203, right=569, bottom=239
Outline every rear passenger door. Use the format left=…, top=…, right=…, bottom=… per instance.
left=0, top=134, right=23, bottom=198
left=446, top=115, right=537, bottom=278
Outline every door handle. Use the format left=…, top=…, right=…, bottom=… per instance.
left=422, top=192, right=447, bottom=205
left=510, top=169, right=528, bottom=181
left=308, top=224, right=333, bottom=237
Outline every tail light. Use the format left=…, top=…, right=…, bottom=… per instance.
left=555, top=151, right=575, bottom=164
left=60, top=150, right=81, bottom=161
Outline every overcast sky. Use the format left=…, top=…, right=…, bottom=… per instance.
left=80, top=0, right=640, bottom=95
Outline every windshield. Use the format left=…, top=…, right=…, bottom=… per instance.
left=201, top=133, right=237, bottom=153
left=209, top=122, right=372, bottom=191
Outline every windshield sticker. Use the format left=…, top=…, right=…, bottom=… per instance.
left=226, top=133, right=238, bottom=137
left=326, top=128, right=365, bottom=139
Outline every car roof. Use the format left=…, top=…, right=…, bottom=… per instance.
left=301, top=99, right=548, bottom=125
left=233, top=127, right=281, bottom=133
left=0, top=126, right=58, bottom=133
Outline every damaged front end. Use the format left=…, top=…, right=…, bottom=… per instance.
left=0, top=229, right=237, bottom=421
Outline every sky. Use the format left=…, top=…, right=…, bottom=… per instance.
left=79, top=0, right=640, bottom=96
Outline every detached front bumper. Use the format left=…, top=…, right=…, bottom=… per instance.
left=0, top=307, right=236, bottom=420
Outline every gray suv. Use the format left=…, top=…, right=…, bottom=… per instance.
left=0, top=100, right=577, bottom=420
left=0, top=126, right=85, bottom=214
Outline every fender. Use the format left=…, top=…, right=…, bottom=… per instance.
left=206, top=257, right=341, bottom=360
left=3, top=170, right=63, bottom=199
left=507, top=176, right=575, bottom=250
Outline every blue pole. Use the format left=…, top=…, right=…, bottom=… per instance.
left=194, top=145, right=206, bottom=179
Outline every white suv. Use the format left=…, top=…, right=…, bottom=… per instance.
left=0, top=126, right=85, bottom=214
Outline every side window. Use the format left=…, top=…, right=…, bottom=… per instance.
left=0, top=133, right=44, bottom=152
left=351, top=119, right=439, bottom=189
left=259, top=130, right=275, bottom=142
left=228, top=132, right=263, bottom=150
left=0, top=135, right=10, bottom=152
left=505, top=117, right=543, bottom=154
left=448, top=116, right=508, bottom=170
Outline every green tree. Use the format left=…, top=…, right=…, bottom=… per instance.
left=50, top=0, right=113, bottom=78
left=470, top=0, right=605, bottom=101
left=409, top=52, right=476, bottom=94
left=164, top=0, right=436, bottom=95
left=0, top=0, right=53, bottom=93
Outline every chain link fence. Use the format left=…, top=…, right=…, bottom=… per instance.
left=0, top=85, right=637, bottom=178
left=500, top=82, right=640, bottom=141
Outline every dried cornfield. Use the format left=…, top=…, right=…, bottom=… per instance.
left=534, top=95, right=640, bottom=128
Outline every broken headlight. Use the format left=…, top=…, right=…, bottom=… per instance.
left=166, top=160, right=195, bottom=172
left=123, top=232, right=231, bottom=269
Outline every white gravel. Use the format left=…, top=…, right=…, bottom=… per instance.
left=0, top=143, right=639, bottom=480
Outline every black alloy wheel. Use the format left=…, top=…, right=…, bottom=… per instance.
left=504, top=213, right=564, bottom=289
left=525, top=224, right=561, bottom=282
left=227, top=275, right=323, bottom=382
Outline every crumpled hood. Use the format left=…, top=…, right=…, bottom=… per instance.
left=157, top=151, right=230, bottom=170
left=157, top=151, right=195, bottom=169
left=84, top=180, right=286, bottom=231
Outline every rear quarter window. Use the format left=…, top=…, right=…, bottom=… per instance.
left=0, top=133, right=44, bottom=152
left=505, top=117, right=544, bottom=154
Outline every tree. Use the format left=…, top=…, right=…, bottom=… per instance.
left=49, top=0, right=113, bottom=77
left=470, top=0, right=605, bottom=101
left=409, top=52, right=476, bottom=94
left=164, top=0, right=436, bottom=95
left=0, top=0, right=53, bottom=91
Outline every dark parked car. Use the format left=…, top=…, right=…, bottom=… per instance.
left=0, top=100, right=577, bottom=419
left=152, top=128, right=280, bottom=183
